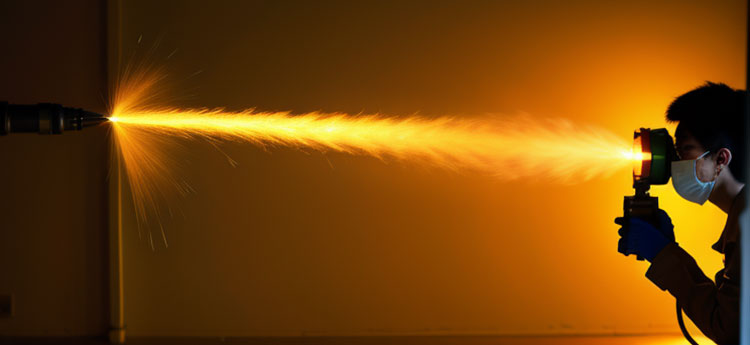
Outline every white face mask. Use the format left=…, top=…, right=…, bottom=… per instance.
left=671, top=151, right=716, bottom=205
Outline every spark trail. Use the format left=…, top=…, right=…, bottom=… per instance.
left=109, top=69, right=637, bottom=224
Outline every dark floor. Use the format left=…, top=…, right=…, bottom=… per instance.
left=0, top=335, right=710, bottom=345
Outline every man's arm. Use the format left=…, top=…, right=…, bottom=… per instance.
left=646, top=242, right=739, bottom=345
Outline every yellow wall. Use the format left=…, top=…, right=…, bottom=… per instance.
left=119, top=0, right=746, bottom=337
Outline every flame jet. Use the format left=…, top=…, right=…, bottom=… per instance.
left=109, top=68, right=636, bottom=224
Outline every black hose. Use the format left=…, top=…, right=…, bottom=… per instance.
left=677, top=300, right=700, bottom=345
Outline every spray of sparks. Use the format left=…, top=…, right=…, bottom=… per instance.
left=109, top=67, right=639, bottom=230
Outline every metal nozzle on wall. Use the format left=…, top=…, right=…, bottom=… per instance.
left=0, top=102, right=108, bottom=135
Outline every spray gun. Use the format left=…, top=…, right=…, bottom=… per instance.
left=624, top=128, right=676, bottom=262
left=0, top=102, right=108, bottom=135
left=624, top=128, right=700, bottom=345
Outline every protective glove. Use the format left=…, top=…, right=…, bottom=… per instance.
left=615, top=209, right=675, bottom=262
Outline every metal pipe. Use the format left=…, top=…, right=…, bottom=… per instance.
left=107, top=0, right=125, bottom=343
left=108, top=151, right=125, bottom=344
left=740, top=1, right=750, bottom=343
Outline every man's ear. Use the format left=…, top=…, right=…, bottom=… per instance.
left=717, top=148, right=732, bottom=170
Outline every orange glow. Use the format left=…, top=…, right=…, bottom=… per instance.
left=109, top=70, right=634, bottom=224
left=111, top=0, right=744, bottom=338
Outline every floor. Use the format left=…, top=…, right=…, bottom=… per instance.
left=0, top=335, right=711, bottom=345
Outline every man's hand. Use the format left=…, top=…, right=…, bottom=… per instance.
left=615, top=209, right=675, bottom=262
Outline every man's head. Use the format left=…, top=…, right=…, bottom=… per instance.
left=666, top=82, right=745, bottom=185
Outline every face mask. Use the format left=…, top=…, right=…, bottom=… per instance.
left=671, top=151, right=715, bottom=205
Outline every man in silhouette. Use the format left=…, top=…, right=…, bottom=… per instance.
left=616, top=82, right=744, bottom=344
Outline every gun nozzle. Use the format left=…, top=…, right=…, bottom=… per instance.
left=80, top=113, right=108, bottom=128
left=633, top=133, right=650, bottom=179
left=0, top=102, right=109, bottom=135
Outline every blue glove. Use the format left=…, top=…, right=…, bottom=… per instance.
left=615, top=209, right=675, bottom=262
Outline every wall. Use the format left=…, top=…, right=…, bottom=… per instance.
left=0, top=0, right=109, bottom=337
left=117, top=0, right=746, bottom=337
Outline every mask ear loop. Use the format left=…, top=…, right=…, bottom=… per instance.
left=696, top=150, right=719, bottom=182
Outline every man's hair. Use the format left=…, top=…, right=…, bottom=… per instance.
left=666, top=82, right=746, bottom=183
